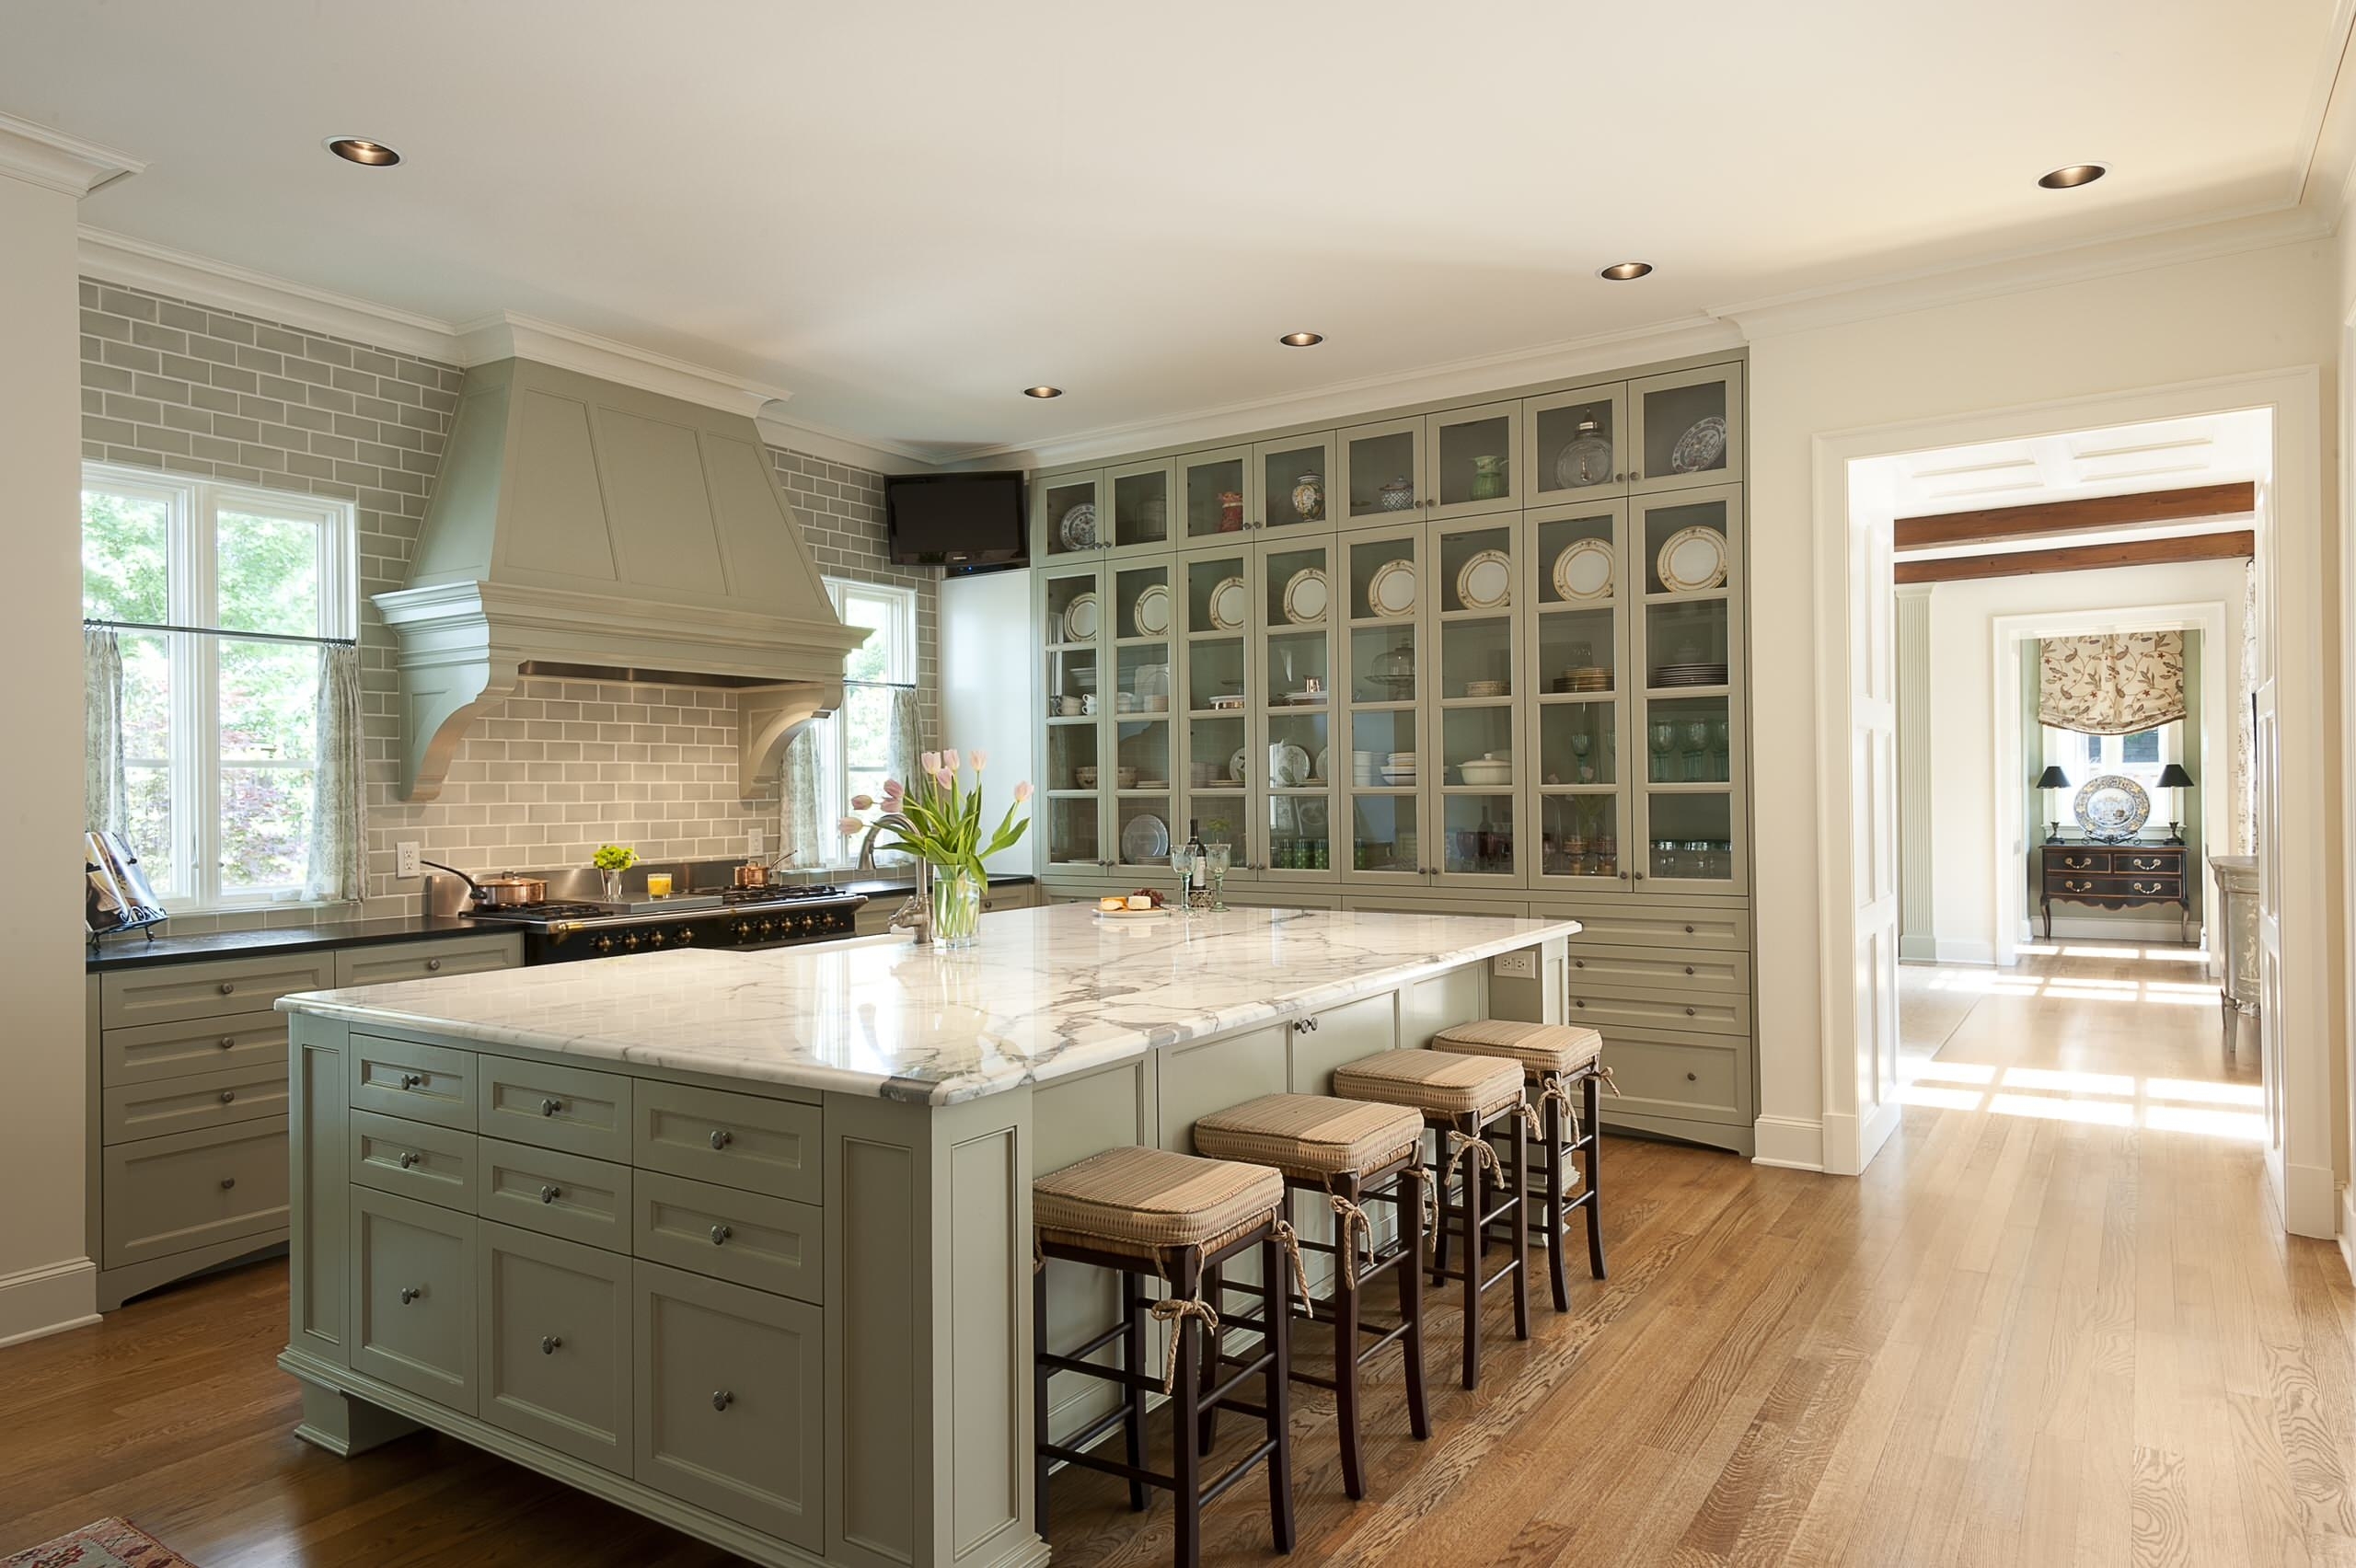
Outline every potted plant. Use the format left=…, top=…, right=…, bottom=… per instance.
left=839, top=750, right=1031, bottom=949
left=593, top=844, right=638, bottom=903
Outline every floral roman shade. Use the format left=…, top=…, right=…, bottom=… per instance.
left=2038, top=631, right=2187, bottom=736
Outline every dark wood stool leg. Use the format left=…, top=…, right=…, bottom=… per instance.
left=1334, top=1177, right=1366, bottom=1501
left=1458, top=1129, right=1482, bottom=1389
left=1196, top=1262, right=1221, bottom=1458
left=1399, top=1166, right=1430, bottom=1441
left=1032, top=1261, right=1052, bottom=1534
left=1261, top=1233, right=1296, bottom=1553
left=1583, top=1072, right=1607, bottom=1281
left=1427, top=1131, right=1450, bottom=1288
left=1542, top=1089, right=1570, bottom=1311
left=1172, top=1251, right=1204, bottom=1568
left=1509, top=1104, right=1530, bottom=1342
left=1123, top=1269, right=1149, bottom=1512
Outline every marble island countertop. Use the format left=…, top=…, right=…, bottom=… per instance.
left=278, top=904, right=1580, bottom=1105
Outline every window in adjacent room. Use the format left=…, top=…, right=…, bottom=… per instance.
left=2042, top=721, right=2180, bottom=797
left=820, top=578, right=918, bottom=864
left=81, top=463, right=356, bottom=908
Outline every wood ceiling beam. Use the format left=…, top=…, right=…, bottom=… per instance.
left=1893, top=480, right=2255, bottom=551
left=1892, top=531, right=2254, bottom=585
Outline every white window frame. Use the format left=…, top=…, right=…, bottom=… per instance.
left=2040, top=719, right=2185, bottom=799
left=83, top=461, right=357, bottom=911
left=820, top=577, right=918, bottom=867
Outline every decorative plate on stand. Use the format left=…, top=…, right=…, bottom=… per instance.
left=1281, top=567, right=1330, bottom=625
left=1061, top=592, right=1101, bottom=642
left=1551, top=536, right=1615, bottom=602
left=1132, top=582, right=1172, bottom=637
left=1367, top=557, right=1417, bottom=619
left=1455, top=548, right=1513, bottom=611
left=1655, top=526, right=1728, bottom=593
left=1058, top=502, right=1099, bottom=551
left=2073, top=774, right=2151, bottom=842
left=1207, top=575, right=1248, bottom=631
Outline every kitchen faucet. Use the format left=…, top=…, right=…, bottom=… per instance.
left=853, top=815, right=931, bottom=945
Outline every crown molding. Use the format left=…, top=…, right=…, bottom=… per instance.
left=78, top=225, right=458, bottom=359
left=0, top=111, right=142, bottom=197
left=451, top=312, right=791, bottom=421
left=752, top=412, right=941, bottom=475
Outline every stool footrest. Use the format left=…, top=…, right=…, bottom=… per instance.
left=1039, top=1350, right=1161, bottom=1392
left=1039, top=1443, right=1172, bottom=1493
left=1200, top=1439, right=1281, bottom=1506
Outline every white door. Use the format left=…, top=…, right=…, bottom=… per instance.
left=2254, top=679, right=2286, bottom=1183
left=1835, top=471, right=1902, bottom=1174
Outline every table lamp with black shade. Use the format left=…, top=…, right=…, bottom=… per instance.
left=2035, top=766, right=2070, bottom=843
left=2156, top=762, right=2194, bottom=844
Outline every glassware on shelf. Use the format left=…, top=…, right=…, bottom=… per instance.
left=1568, top=731, right=1594, bottom=782
left=1171, top=846, right=1197, bottom=911
left=1375, top=639, right=1415, bottom=701
left=1682, top=720, right=1711, bottom=782
left=1204, top=843, right=1231, bottom=910
left=1709, top=718, right=1731, bottom=782
left=1649, top=721, right=1676, bottom=782
left=1555, top=418, right=1615, bottom=489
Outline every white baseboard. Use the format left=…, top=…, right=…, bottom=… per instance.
left=2339, top=1186, right=2354, bottom=1286
left=2283, top=1159, right=2339, bottom=1240
left=2038, top=916, right=2202, bottom=943
left=1857, top=1097, right=1903, bottom=1170
left=1933, top=938, right=1997, bottom=965
left=1753, top=1113, right=1825, bottom=1172
left=0, top=1256, right=98, bottom=1349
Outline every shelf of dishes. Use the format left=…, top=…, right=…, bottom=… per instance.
left=1032, top=363, right=1744, bottom=559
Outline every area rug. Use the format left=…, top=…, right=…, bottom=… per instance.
left=3, top=1518, right=199, bottom=1568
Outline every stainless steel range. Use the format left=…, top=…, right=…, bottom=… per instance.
left=463, top=884, right=866, bottom=964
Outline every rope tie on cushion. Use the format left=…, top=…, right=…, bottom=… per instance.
left=1598, top=1064, right=1622, bottom=1096
left=1274, top=1218, right=1314, bottom=1319
left=1445, top=1131, right=1503, bottom=1181
left=1150, top=1296, right=1219, bottom=1393
left=1327, top=1193, right=1373, bottom=1280
left=1541, top=1074, right=1583, bottom=1148
left=1517, top=1101, right=1545, bottom=1145
left=1032, top=1233, right=1045, bottom=1274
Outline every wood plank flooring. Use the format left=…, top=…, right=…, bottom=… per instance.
left=2, top=941, right=2348, bottom=1566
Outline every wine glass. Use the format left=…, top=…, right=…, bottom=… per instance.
left=1709, top=717, right=1731, bottom=781
left=1649, top=721, right=1676, bottom=782
left=1170, top=846, right=1197, bottom=911
left=1681, top=720, right=1711, bottom=782
left=1203, top=843, right=1232, bottom=910
left=1569, top=730, right=1594, bottom=783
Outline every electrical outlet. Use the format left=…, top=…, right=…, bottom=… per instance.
left=396, top=841, right=421, bottom=879
left=748, top=829, right=765, bottom=858
left=1492, top=950, right=1538, bottom=980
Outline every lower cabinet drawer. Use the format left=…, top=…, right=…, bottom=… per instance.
left=478, top=1137, right=632, bottom=1252
left=633, top=1080, right=820, bottom=1204
left=350, top=1186, right=477, bottom=1414
left=633, top=1259, right=824, bottom=1550
left=102, top=1116, right=289, bottom=1270
left=351, top=1034, right=476, bottom=1131
left=478, top=1055, right=631, bottom=1164
left=1535, top=905, right=1749, bottom=951
left=335, top=933, right=522, bottom=988
left=1598, top=1032, right=1749, bottom=1126
left=351, top=1110, right=477, bottom=1209
left=1566, top=987, right=1750, bottom=1038
left=100, top=1060, right=288, bottom=1145
left=479, top=1220, right=630, bottom=1472
left=2051, top=874, right=2183, bottom=900
left=99, top=951, right=338, bottom=1027
left=100, top=1009, right=286, bottom=1086
left=632, top=1170, right=823, bottom=1304
left=1566, top=943, right=1749, bottom=996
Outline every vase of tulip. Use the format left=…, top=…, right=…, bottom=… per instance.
left=840, top=749, right=1031, bottom=951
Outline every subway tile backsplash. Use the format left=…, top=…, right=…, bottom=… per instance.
left=79, top=277, right=937, bottom=932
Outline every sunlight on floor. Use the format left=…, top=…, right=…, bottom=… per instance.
left=1900, top=1062, right=2265, bottom=1139
left=1917, top=969, right=2221, bottom=1007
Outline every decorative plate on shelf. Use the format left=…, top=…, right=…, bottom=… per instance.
left=1282, top=567, right=1330, bottom=625
left=1551, top=536, right=1615, bottom=602
left=1455, top=548, right=1513, bottom=611
left=1655, top=526, right=1728, bottom=593
left=1207, top=575, right=1248, bottom=631
left=1367, top=557, right=1417, bottom=619
left=1061, top=592, right=1101, bottom=642
left=1668, top=416, right=1727, bottom=475
left=1230, top=746, right=1250, bottom=785
left=2073, top=774, right=2151, bottom=843
left=1120, top=813, right=1172, bottom=862
left=1058, top=502, right=1099, bottom=551
left=1315, top=746, right=1330, bottom=783
left=1132, top=582, right=1172, bottom=638
left=1269, top=742, right=1312, bottom=788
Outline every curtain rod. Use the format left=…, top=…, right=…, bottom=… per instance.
left=846, top=678, right=917, bottom=691
left=83, top=617, right=356, bottom=649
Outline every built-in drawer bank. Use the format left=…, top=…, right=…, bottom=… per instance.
left=100, top=951, right=339, bottom=1028
left=100, top=1060, right=288, bottom=1145
left=1565, top=942, right=1749, bottom=995
left=1567, top=986, right=1750, bottom=1038
left=479, top=1137, right=633, bottom=1252
left=633, top=1079, right=820, bottom=1205
left=101, top=1009, right=287, bottom=1086
left=336, top=933, right=522, bottom=988
left=351, top=1034, right=476, bottom=1131
left=479, top=1056, right=632, bottom=1164
left=1596, top=1029, right=1749, bottom=1127
left=352, top=1109, right=477, bottom=1207
left=632, top=1169, right=823, bottom=1304
left=102, top=1115, right=289, bottom=1270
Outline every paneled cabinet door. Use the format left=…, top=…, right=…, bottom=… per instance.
left=1425, top=400, right=1522, bottom=522
left=633, top=1259, right=825, bottom=1551
left=1253, top=533, right=1339, bottom=882
left=1105, top=456, right=1177, bottom=557
left=1336, top=415, right=1424, bottom=528
left=1525, top=384, right=1631, bottom=503
left=1175, top=540, right=1253, bottom=870
left=479, top=1220, right=631, bottom=1471
left=350, top=1185, right=478, bottom=1414
left=1627, top=363, right=1743, bottom=495
left=1426, top=513, right=1526, bottom=886
left=1179, top=444, right=1254, bottom=543
left=1337, top=524, right=1429, bottom=886
left=1033, top=468, right=1106, bottom=561
left=1253, top=431, right=1338, bottom=535
left=1106, top=556, right=1178, bottom=876
left=1528, top=500, right=1634, bottom=892
left=1632, top=484, right=1748, bottom=896
left=1038, top=557, right=1111, bottom=871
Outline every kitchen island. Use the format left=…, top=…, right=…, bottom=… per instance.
left=276, top=904, right=1580, bottom=1568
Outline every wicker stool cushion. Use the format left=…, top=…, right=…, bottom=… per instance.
left=1331, top=1049, right=1523, bottom=1121
left=1432, top=1020, right=1605, bottom=1078
left=1192, top=1094, right=1426, bottom=1183
left=1034, top=1145, right=1283, bottom=1259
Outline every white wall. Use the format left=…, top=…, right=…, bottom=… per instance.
left=0, top=170, right=99, bottom=1343
left=1917, top=561, right=2246, bottom=962
left=1740, top=235, right=2343, bottom=1178
left=940, top=570, right=1038, bottom=874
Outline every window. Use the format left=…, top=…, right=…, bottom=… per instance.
left=820, top=579, right=918, bottom=865
left=81, top=464, right=356, bottom=909
left=2043, top=721, right=2180, bottom=796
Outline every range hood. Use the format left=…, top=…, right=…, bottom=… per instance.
left=374, top=357, right=869, bottom=802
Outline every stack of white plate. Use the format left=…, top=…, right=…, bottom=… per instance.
left=1654, top=662, right=1728, bottom=687
left=1351, top=749, right=1380, bottom=785
left=1380, top=750, right=1417, bottom=786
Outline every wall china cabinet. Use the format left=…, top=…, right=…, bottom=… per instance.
left=1032, top=354, right=1758, bottom=1153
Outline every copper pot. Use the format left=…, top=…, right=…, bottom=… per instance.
left=422, top=861, right=549, bottom=907
left=733, top=862, right=775, bottom=889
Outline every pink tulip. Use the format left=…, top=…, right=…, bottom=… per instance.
left=881, top=777, right=905, bottom=805
left=1012, top=780, right=1034, bottom=803
left=919, top=750, right=941, bottom=774
left=836, top=815, right=866, bottom=838
left=969, top=749, right=988, bottom=771
left=932, top=767, right=954, bottom=790
left=849, top=793, right=874, bottom=812
left=941, top=748, right=962, bottom=773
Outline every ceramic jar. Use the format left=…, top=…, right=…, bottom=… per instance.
left=1470, top=455, right=1508, bottom=501
left=1218, top=490, right=1244, bottom=532
left=1378, top=476, right=1415, bottom=511
left=1290, top=471, right=1323, bottom=522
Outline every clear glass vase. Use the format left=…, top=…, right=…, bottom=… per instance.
left=930, top=868, right=983, bottom=949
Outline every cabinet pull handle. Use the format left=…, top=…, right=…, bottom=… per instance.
left=398, top=1286, right=422, bottom=1305
left=220, top=1176, right=237, bottom=1190
left=1683, top=964, right=1695, bottom=975
left=1634, top=871, right=1646, bottom=881
left=398, top=1151, right=419, bottom=1169
left=540, top=1184, right=561, bottom=1205
left=220, top=1089, right=237, bottom=1103
left=218, top=1035, right=236, bottom=1049
left=709, top=1128, right=733, bottom=1150
left=217, top=981, right=236, bottom=995
left=711, top=1389, right=734, bottom=1412
left=540, top=1097, right=562, bottom=1116
left=540, top=1335, right=562, bottom=1355
left=710, top=1223, right=733, bottom=1246
left=2133, top=882, right=2163, bottom=894
left=399, top=1072, right=425, bottom=1090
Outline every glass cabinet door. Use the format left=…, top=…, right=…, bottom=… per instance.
left=1429, top=516, right=1523, bottom=883
left=1034, top=470, right=1105, bottom=561
left=1108, top=559, right=1178, bottom=874
left=1337, top=416, right=1423, bottom=528
left=1529, top=502, right=1630, bottom=890
left=1629, top=363, right=1743, bottom=496
left=1106, top=458, right=1175, bottom=557
left=1425, top=400, right=1521, bottom=522
left=1525, top=385, right=1629, bottom=504
left=1038, top=559, right=1109, bottom=870
left=1254, top=535, right=1338, bottom=881
left=1180, top=446, right=1253, bottom=542
left=1254, top=432, right=1336, bottom=535
left=1634, top=485, right=1745, bottom=894
left=1340, top=525, right=1427, bottom=883
left=1175, top=543, right=1252, bottom=874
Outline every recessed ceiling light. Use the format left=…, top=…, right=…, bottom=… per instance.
left=1278, top=331, right=1324, bottom=347
left=2038, top=163, right=2108, bottom=190
left=1022, top=386, right=1063, bottom=399
left=1598, top=261, right=1653, bottom=281
left=325, top=137, right=401, bottom=167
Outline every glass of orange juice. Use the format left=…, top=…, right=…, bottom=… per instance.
left=645, top=872, right=673, bottom=898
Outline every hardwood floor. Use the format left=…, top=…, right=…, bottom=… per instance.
left=4, top=941, right=2349, bottom=1567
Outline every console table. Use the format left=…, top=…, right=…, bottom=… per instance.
left=2040, top=841, right=2189, bottom=940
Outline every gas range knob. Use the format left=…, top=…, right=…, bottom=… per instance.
left=622, top=932, right=641, bottom=951
left=757, top=918, right=778, bottom=938
left=646, top=929, right=665, bottom=949
left=592, top=935, right=617, bottom=956
left=676, top=925, right=696, bottom=944
left=732, top=919, right=754, bottom=941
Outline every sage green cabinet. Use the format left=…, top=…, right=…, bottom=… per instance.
left=632, top=1078, right=821, bottom=1204
left=1337, top=415, right=1425, bottom=526
left=100, top=1058, right=287, bottom=1144
left=350, top=1184, right=478, bottom=1414
left=351, top=1109, right=477, bottom=1208
left=100, top=1009, right=286, bottom=1085
left=1032, top=468, right=1104, bottom=561
left=1425, top=400, right=1523, bottom=522
left=334, top=932, right=521, bottom=988
left=351, top=1033, right=476, bottom=1130
left=632, top=1169, right=824, bottom=1304
left=102, top=1114, right=289, bottom=1270
left=477, top=1136, right=632, bottom=1252
left=1524, top=385, right=1631, bottom=502
left=1254, top=431, right=1337, bottom=534
left=480, top=1220, right=631, bottom=1472
left=1104, top=456, right=1176, bottom=557
left=1627, top=363, right=1743, bottom=495
left=99, top=950, right=337, bottom=1028
left=479, top=1055, right=632, bottom=1163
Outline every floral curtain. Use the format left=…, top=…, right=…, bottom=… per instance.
left=780, top=724, right=827, bottom=869
left=84, top=626, right=126, bottom=836
left=303, top=643, right=366, bottom=903
left=886, top=686, right=921, bottom=794
left=2038, top=631, right=2187, bottom=736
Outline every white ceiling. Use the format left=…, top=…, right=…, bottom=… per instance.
left=4, top=1, right=2344, bottom=461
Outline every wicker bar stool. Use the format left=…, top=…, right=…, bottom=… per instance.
left=1329, top=1049, right=1529, bottom=1389
left=1191, top=1093, right=1431, bottom=1501
left=1432, top=1020, right=1611, bottom=1312
left=1032, top=1145, right=1300, bottom=1568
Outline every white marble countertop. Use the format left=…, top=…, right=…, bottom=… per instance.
left=278, top=904, right=1580, bottom=1105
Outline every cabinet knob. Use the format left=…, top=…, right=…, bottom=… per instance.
left=710, top=1224, right=733, bottom=1246
left=219, top=1176, right=237, bottom=1190
left=399, top=1072, right=424, bottom=1090
left=218, top=1035, right=236, bottom=1049
left=220, top=1089, right=236, bottom=1103
left=1683, top=925, right=1695, bottom=934
left=540, top=1335, right=562, bottom=1355
left=540, top=1097, right=562, bottom=1116
left=1634, top=871, right=1646, bottom=881
left=1684, top=965, right=1695, bottom=975
left=711, top=1389, right=734, bottom=1412
left=1631, top=469, right=1643, bottom=480
left=398, top=1151, right=419, bottom=1170
left=709, top=1128, right=733, bottom=1150
left=217, top=981, right=236, bottom=996
left=540, top=1184, right=560, bottom=1205
left=1685, top=1071, right=1698, bottom=1082
left=1684, top=1006, right=1696, bottom=1017
left=425, top=958, right=442, bottom=972
left=1296, top=1016, right=1320, bottom=1034
left=1575, top=998, right=1587, bottom=1009
left=398, top=1286, right=422, bottom=1305
left=1574, top=959, right=1586, bottom=968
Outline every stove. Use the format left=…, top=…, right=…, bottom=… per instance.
left=465, top=885, right=867, bottom=963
